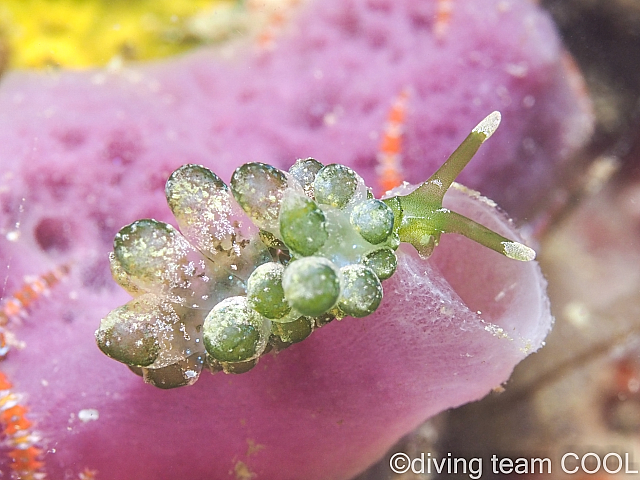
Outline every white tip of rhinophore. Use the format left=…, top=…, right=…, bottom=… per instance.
left=472, top=111, right=501, bottom=140
left=502, top=241, right=536, bottom=262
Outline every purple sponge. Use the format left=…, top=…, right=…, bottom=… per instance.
left=0, top=0, right=587, bottom=478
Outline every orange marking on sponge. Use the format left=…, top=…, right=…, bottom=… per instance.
left=14, top=287, right=39, bottom=308
left=377, top=88, right=410, bottom=194
left=0, top=266, right=73, bottom=479
left=3, top=299, right=24, bottom=318
left=0, top=371, right=11, bottom=390
left=380, top=133, right=402, bottom=155
left=0, top=263, right=71, bottom=329
left=8, top=445, right=45, bottom=473
left=434, top=0, right=453, bottom=41
left=2, top=404, right=32, bottom=435
left=78, top=467, right=99, bottom=480
left=0, top=370, right=47, bottom=478
left=250, top=0, right=301, bottom=49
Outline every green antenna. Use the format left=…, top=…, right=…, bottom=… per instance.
left=383, top=111, right=536, bottom=261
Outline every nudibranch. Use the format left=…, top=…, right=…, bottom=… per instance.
left=96, top=111, right=536, bottom=388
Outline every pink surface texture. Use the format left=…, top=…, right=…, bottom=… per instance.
left=0, top=0, right=589, bottom=478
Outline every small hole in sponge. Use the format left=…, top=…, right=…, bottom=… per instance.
left=34, top=217, right=73, bottom=253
